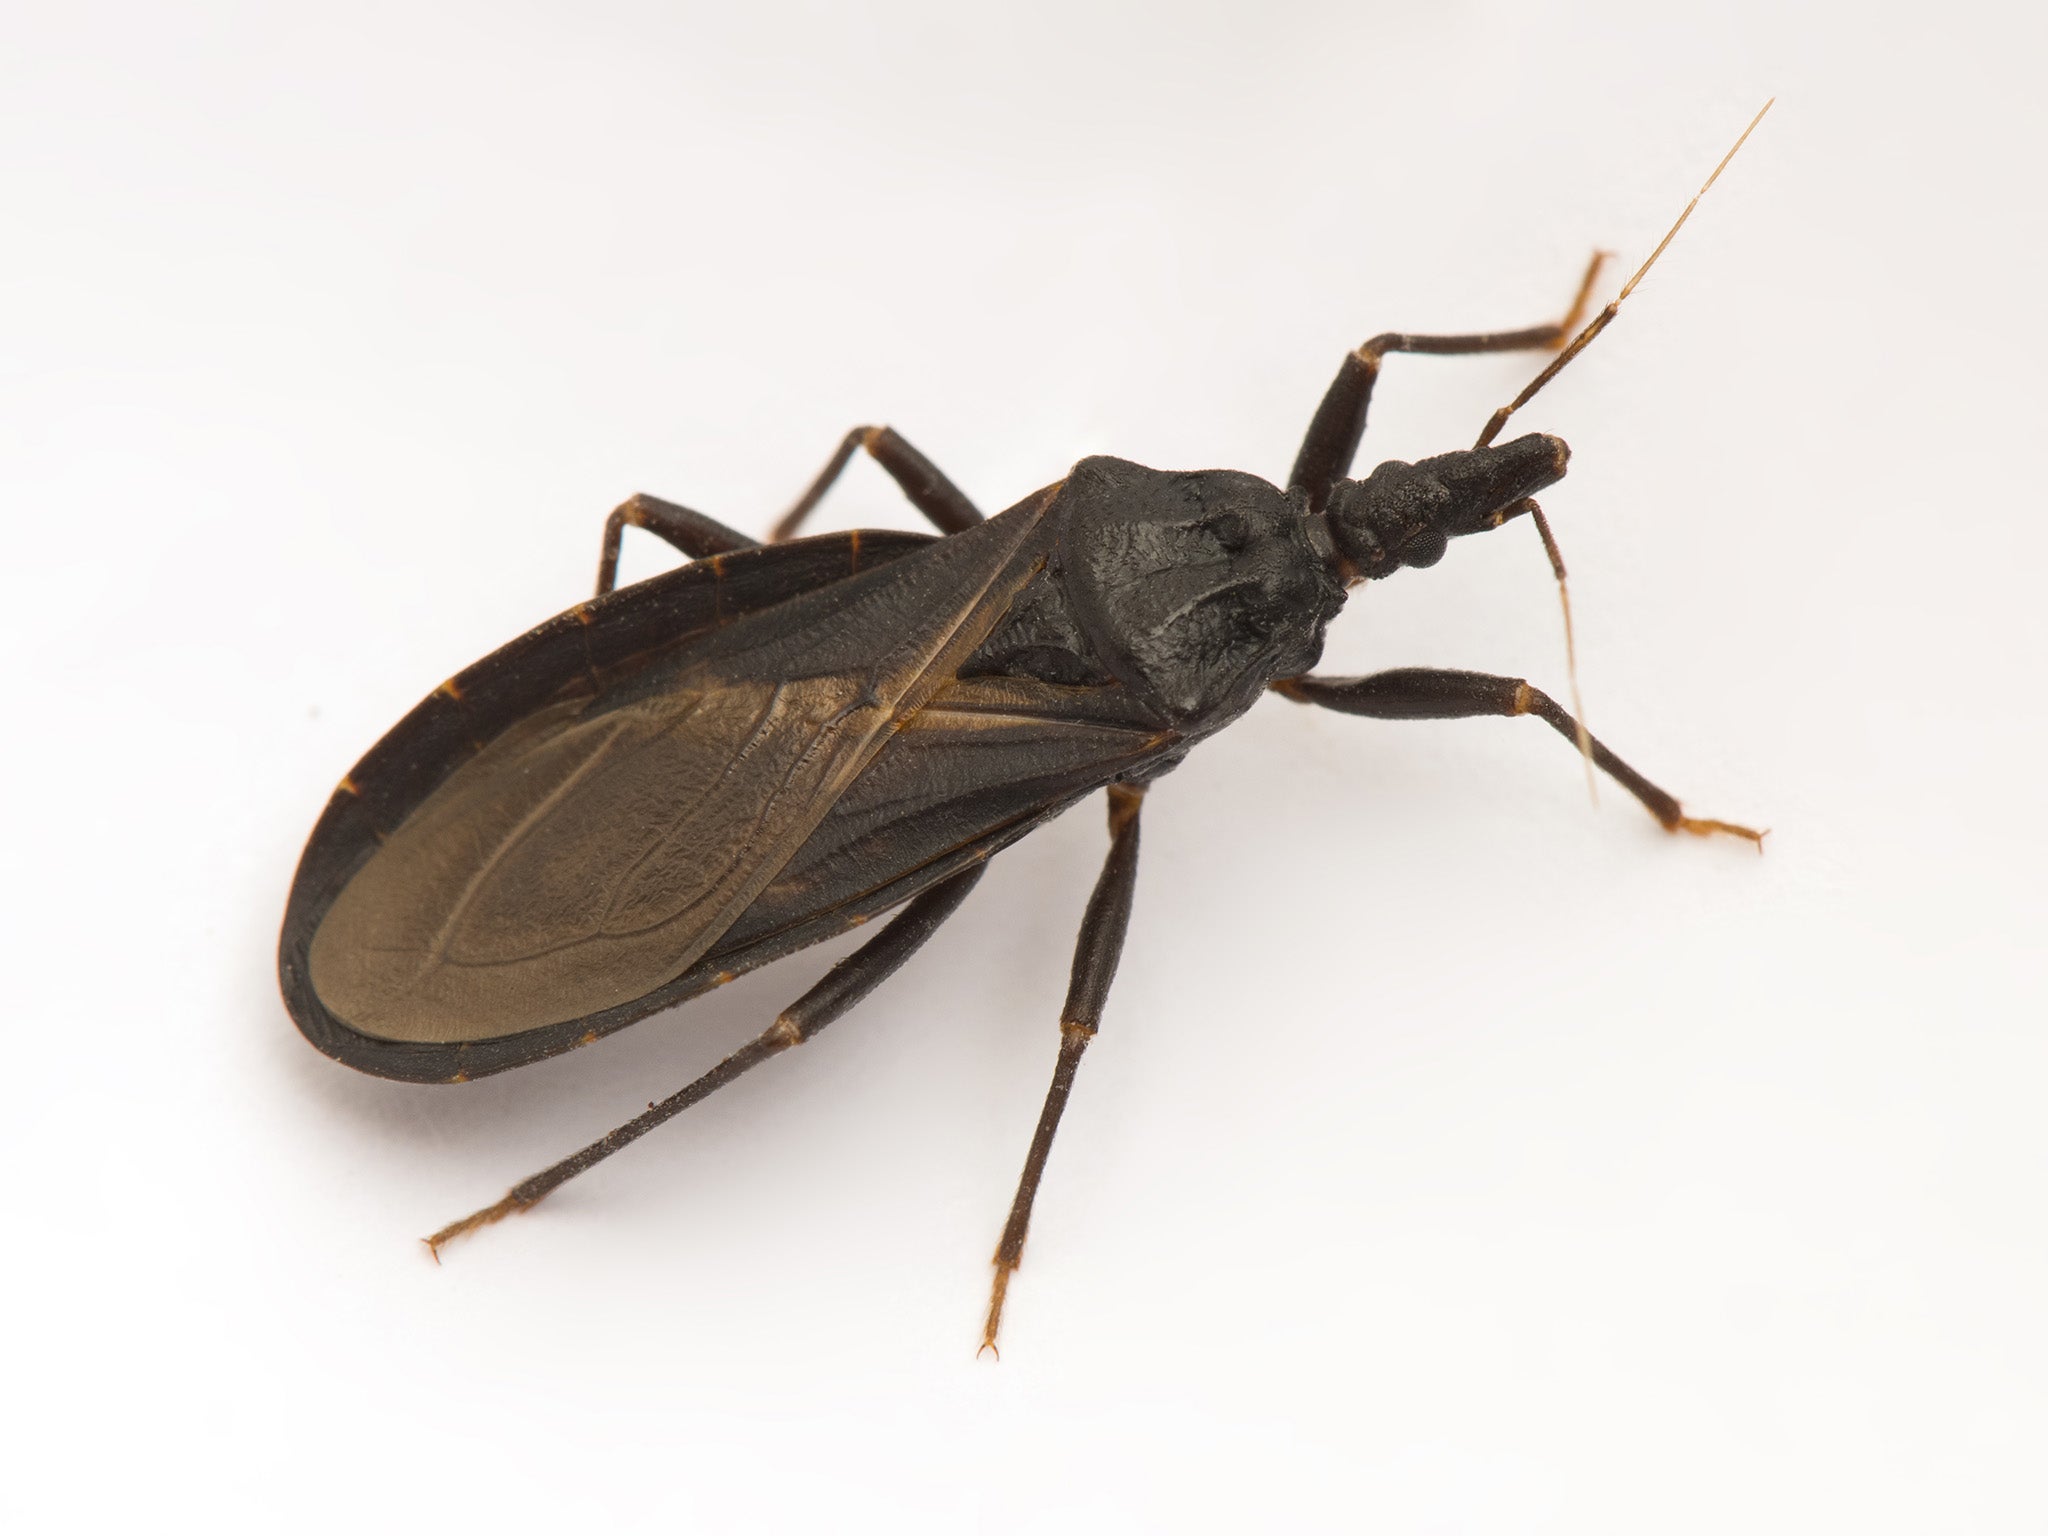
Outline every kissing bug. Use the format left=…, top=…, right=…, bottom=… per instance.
left=280, top=105, right=1770, bottom=1353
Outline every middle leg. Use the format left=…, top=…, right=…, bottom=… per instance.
left=1273, top=667, right=1761, bottom=844
left=981, top=783, right=1146, bottom=1357
left=1288, top=253, right=1606, bottom=512
left=771, top=425, right=984, bottom=542
left=595, top=424, right=985, bottom=594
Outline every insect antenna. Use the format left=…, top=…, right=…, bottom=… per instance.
left=1475, top=99, right=1772, bottom=451
left=1475, top=98, right=1774, bottom=801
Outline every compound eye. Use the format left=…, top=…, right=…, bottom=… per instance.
left=1396, top=527, right=1449, bottom=569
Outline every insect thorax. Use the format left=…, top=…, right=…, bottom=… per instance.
left=963, top=457, right=1345, bottom=732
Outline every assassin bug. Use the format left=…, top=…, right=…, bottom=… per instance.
left=280, top=106, right=1769, bottom=1353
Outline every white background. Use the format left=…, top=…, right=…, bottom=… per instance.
left=7, top=2, right=2044, bottom=1531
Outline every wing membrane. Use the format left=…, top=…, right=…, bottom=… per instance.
left=309, top=504, right=1055, bottom=1042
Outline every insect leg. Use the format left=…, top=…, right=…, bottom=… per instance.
left=770, top=425, right=983, bottom=542
left=981, top=783, right=1144, bottom=1357
left=1272, top=668, right=1763, bottom=845
left=1287, top=254, right=1606, bottom=512
left=423, top=862, right=987, bottom=1259
left=595, top=493, right=760, bottom=597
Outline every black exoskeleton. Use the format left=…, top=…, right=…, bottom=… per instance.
left=964, top=432, right=1566, bottom=740
left=284, top=112, right=1772, bottom=1354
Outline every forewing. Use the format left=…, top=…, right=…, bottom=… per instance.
left=719, top=673, right=1179, bottom=953
left=308, top=503, right=1055, bottom=1043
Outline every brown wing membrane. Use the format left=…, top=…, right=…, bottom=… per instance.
left=307, top=502, right=1057, bottom=1043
